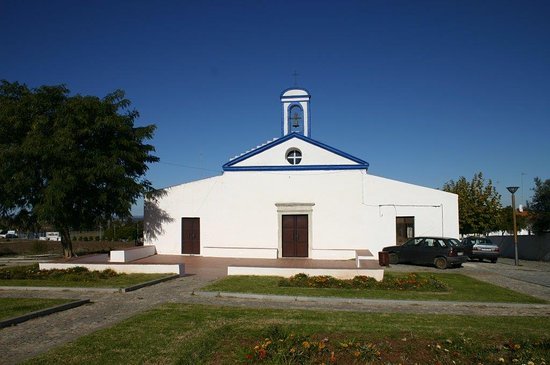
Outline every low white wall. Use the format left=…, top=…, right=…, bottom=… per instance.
left=228, top=266, right=384, bottom=281
left=110, top=246, right=156, bottom=263
left=39, top=263, right=184, bottom=275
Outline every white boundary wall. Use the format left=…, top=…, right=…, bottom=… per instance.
left=39, top=262, right=184, bottom=275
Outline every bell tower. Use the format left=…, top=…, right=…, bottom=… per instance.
left=280, top=88, right=311, bottom=137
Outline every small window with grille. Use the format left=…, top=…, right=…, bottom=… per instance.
left=286, top=149, right=302, bottom=165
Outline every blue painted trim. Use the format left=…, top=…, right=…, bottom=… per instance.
left=287, top=103, right=304, bottom=135
left=307, top=104, right=312, bottom=137
left=224, top=164, right=369, bottom=172
left=222, top=133, right=370, bottom=171
left=280, top=103, right=285, bottom=137
left=288, top=103, right=303, bottom=111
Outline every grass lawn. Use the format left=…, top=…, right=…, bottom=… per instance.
left=26, top=303, right=550, bottom=364
left=0, top=264, right=172, bottom=288
left=202, top=273, right=546, bottom=304
left=0, top=297, right=74, bottom=321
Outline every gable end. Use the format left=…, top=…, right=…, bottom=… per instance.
left=223, top=133, right=369, bottom=171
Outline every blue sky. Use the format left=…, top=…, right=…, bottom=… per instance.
left=2, top=0, right=549, bottom=214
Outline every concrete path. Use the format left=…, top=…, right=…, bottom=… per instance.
left=0, top=258, right=549, bottom=365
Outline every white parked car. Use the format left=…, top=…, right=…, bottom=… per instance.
left=0, top=230, right=18, bottom=239
left=39, top=232, right=62, bottom=241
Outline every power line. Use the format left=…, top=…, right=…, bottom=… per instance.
left=158, top=161, right=221, bottom=173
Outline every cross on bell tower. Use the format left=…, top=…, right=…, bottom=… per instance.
left=292, top=71, right=299, bottom=86
left=280, top=88, right=311, bottom=137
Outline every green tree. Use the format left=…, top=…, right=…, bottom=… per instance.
left=442, top=172, right=502, bottom=235
left=104, top=217, right=143, bottom=242
left=529, top=177, right=550, bottom=235
left=0, top=81, right=158, bottom=257
left=496, top=206, right=528, bottom=234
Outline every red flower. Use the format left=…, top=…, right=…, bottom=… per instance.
left=258, top=348, right=267, bottom=359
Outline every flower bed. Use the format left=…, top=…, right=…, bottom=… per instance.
left=244, top=326, right=550, bottom=365
left=245, top=326, right=381, bottom=364
left=279, top=272, right=448, bottom=291
left=0, top=264, right=120, bottom=281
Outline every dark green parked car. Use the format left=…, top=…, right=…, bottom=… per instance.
left=383, top=236, right=467, bottom=269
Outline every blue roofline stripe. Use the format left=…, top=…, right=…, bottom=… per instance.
left=222, top=133, right=369, bottom=170
left=224, top=164, right=369, bottom=172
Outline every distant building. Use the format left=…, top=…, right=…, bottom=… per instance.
left=145, top=88, right=459, bottom=259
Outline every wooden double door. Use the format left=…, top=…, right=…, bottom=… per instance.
left=282, top=214, right=308, bottom=257
left=181, top=218, right=200, bottom=254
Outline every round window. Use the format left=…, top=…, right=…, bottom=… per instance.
left=286, top=149, right=302, bottom=165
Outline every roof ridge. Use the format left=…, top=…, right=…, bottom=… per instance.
left=229, top=137, right=278, bottom=161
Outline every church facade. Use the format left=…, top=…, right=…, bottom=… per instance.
left=144, top=88, right=459, bottom=259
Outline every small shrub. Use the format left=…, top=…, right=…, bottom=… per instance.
left=99, top=269, right=120, bottom=278
left=351, top=275, right=377, bottom=288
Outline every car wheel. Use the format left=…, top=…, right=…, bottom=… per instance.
left=491, top=258, right=497, bottom=263
left=388, top=253, right=398, bottom=264
left=434, top=257, right=447, bottom=269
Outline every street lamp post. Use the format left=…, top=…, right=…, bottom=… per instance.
left=507, top=186, right=519, bottom=266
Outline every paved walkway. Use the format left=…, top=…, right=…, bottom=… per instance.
left=0, top=257, right=549, bottom=364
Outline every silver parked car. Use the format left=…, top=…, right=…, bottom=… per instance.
left=461, top=236, right=500, bottom=263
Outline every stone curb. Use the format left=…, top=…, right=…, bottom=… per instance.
left=121, top=274, right=181, bottom=292
left=0, top=286, right=121, bottom=293
left=0, top=299, right=91, bottom=328
left=194, top=290, right=550, bottom=309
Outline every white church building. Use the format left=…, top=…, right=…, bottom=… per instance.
left=144, top=88, right=459, bottom=260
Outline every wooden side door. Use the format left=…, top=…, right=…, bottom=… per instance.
left=282, top=214, right=308, bottom=257
left=396, top=217, right=415, bottom=245
left=182, top=218, right=200, bottom=254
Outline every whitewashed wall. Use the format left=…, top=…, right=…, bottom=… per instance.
left=145, top=170, right=458, bottom=259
